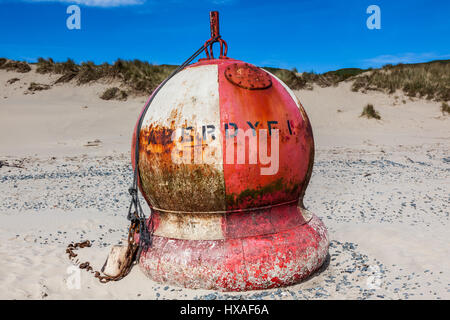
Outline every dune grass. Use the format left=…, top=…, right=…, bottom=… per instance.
left=36, top=57, right=78, bottom=74
left=0, top=59, right=31, bottom=73
left=321, top=68, right=368, bottom=84
left=263, top=67, right=308, bottom=89
left=2, top=57, right=449, bottom=101
left=35, top=57, right=177, bottom=94
left=263, top=67, right=368, bottom=90
left=352, top=60, right=450, bottom=101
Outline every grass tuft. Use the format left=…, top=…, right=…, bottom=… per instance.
left=7, top=78, right=20, bottom=85
left=100, top=87, right=128, bottom=101
left=28, top=82, right=51, bottom=91
left=441, top=102, right=450, bottom=115
left=0, top=59, right=31, bottom=73
left=360, top=104, right=381, bottom=120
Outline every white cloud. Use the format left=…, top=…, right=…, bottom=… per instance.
left=25, top=0, right=145, bottom=7
left=363, top=52, right=450, bottom=66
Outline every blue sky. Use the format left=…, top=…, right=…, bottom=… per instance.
left=0, top=0, right=449, bottom=73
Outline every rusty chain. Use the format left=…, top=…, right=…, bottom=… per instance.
left=66, top=220, right=140, bottom=283
left=66, top=33, right=223, bottom=284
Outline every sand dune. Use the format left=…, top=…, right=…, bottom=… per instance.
left=0, top=65, right=145, bottom=157
left=0, top=67, right=448, bottom=299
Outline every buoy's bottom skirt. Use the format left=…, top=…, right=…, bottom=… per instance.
left=139, top=210, right=329, bottom=291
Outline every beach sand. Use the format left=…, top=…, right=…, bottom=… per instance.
left=0, top=67, right=448, bottom=299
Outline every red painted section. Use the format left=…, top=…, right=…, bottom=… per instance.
left=223, top=203, right=306, bottom=239
left=217, top=60, right=312, bottom=210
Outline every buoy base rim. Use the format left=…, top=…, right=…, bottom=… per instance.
left=139, top=211, right=329, bottom=292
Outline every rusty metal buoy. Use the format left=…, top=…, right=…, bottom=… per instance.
left=131, top=12, right=329, bottom=291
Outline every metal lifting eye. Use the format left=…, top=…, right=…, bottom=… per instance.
left=201, top=11, right=229, bottom=60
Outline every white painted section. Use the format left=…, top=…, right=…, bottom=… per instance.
left=141, top=64, right=224, bottom=167
left=141, top=64, right=225, bottom=239
left=154, top=213, right=225, bottom=240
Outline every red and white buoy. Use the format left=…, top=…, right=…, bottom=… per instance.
left=131, top=12, right=328, bottom=291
